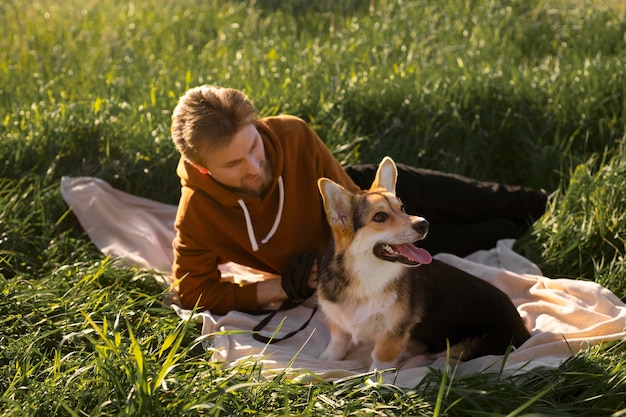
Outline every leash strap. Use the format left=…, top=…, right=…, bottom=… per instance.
left=252, top=300, right=318, bottom=344
left=281, top=252, right=322, bottom=301
left=252, top=252, right=322, bottom=344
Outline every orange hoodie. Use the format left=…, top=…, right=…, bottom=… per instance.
left=172, top=115, right=360, bottom=314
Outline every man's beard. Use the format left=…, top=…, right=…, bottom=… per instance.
left=229, top=160, right=273, bottom=197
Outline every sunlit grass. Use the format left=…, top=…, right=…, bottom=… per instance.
left=2, top=0, right=626, bottom=415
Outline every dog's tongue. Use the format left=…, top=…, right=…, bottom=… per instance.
left=396, top=244, right=432, bottom=265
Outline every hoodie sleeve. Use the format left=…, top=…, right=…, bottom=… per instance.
left=172, top=188, right=259, bottom=315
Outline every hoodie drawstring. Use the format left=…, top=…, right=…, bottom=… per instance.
left=238, top=176, right=284, bottom=252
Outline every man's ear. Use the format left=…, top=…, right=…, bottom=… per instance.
left=187, top=160, right=209, bottom=175
left=369, top=156, right=397, bottom=195
left=318, top=178, right=353, bottom=229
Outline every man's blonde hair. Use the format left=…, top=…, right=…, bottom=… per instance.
left=171, top=85, right=258, bottom=168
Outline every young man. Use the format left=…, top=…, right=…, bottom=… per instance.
left=171, top=85, right=546, bottom=315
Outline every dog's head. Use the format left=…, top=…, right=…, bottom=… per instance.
left=318, top=156, right=432, bottom=267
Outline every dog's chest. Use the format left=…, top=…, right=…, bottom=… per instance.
left=320, top=292, right=400, bottom=343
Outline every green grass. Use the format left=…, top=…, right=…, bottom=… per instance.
left=2, top=0, right=626, bottom=415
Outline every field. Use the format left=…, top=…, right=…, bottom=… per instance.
left=2, top=0, right=626, bottom=415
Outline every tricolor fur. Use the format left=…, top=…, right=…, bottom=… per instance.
left=317, top=157, right=530, bottom=371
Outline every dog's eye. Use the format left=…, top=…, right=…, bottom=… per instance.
left=400, top=205, right=406, bottom=213
left=372, top=212, right=388, bottom=223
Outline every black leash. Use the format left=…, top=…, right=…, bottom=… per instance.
left=252, top=300, right=318, bottom=344
left=252, top=252, right=322, bottom=344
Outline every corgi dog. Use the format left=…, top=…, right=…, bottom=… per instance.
left=317, top=157, right=530, bottom=371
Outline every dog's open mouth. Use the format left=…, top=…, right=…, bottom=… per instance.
left=374, top=243, right=433, bottom=266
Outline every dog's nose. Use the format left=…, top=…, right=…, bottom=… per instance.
left=412, top=218, right=429, bottom=236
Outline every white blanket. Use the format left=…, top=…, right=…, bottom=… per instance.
left=61, top=176, right=626, bottom=387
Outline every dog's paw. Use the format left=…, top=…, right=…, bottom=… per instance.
left=369, top=358, right=399, bottom=372
left=319, top=344, right=345, bottom=362
left=369, top=350, right=400, bottom=371
left=320, top=346, right=344, bottom=361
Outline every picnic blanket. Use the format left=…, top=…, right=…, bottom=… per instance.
left=60, top=176, right=626, bottom=387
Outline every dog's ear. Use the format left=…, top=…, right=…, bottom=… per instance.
left=318, top=178, right=353, bottom=229
left=370, top=156, right=398, bottom=195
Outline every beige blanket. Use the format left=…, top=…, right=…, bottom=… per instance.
left=61, top=176, right=626, bottom=387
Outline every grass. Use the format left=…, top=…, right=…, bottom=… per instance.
left=517, top=139, right=626, bottom=300
left=1, top=0, right=626, bottom=415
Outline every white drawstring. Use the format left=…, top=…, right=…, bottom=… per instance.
left=238, top=199, right=259, bottom=252
left=261, top=176, right=284, bottom=244
left=238, top=176, right=285, bottom=252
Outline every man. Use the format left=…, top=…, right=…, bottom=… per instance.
left=171, top=85, right=546, bottom=315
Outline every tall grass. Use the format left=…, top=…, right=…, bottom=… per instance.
left=517, top=135, right=626, bottom=299
left=2, top=0, right=626, bottom=415
left=3, top=0, right=626, bottom=192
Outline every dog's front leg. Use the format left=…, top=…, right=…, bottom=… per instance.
left=320, top=322, right=351, bottom=361
left=369, top=332, right=410, bottom=371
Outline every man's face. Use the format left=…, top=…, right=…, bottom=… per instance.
left=204, top=124, right=272, bottom=197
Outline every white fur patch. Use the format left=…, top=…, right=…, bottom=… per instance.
left=342, top=228, right=409, bottom=295
left=320, top=294, right=398, bottom=346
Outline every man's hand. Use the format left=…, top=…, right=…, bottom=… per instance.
left=255, top=254, right=319, bottom=308
left=256, top=275, right=287, bottom=308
